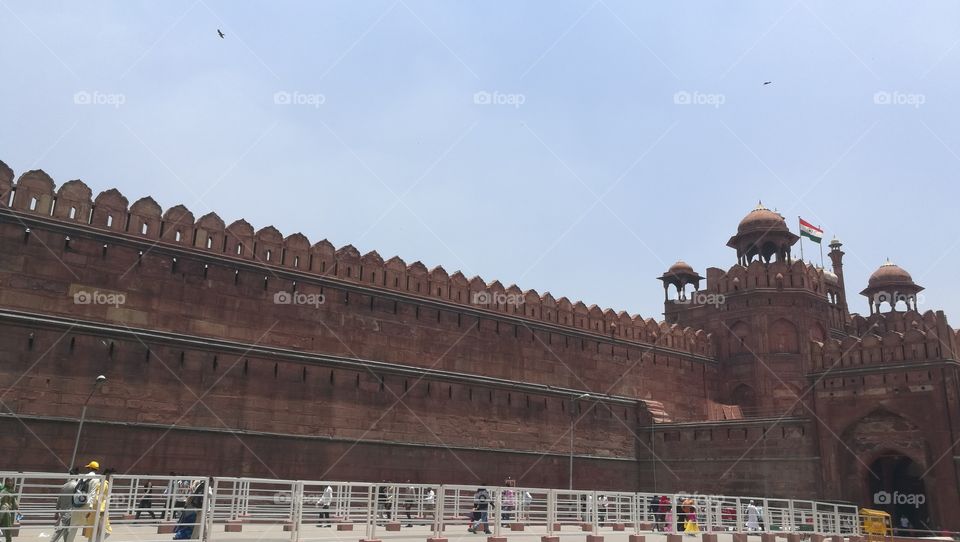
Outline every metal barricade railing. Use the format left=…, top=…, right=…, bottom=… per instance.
left=105, top=475, right=208, bottom=542
left=0, top=471, right=864, bottom=541
left=207, top=476, right=297, bottom=540
left=0, top=471, right=103, bottom=542
left=439, top=485, right=484, bottom=534
left=839, top=503, right=861, bottom=535
left=296, top=480, right=375, bottom=538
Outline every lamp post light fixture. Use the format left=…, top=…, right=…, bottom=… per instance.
left=569, top=392, right=590, bottom=490
left=70, top=375, right=106, bottom=470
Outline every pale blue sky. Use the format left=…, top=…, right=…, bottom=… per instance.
left=2, top=1, right=959, bottom=321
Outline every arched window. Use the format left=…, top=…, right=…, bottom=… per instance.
left=730, top=321, right=750, bottom=354
left=731, top=383, right=756, bottom=409
left=770, top=318, right=800, bottom=353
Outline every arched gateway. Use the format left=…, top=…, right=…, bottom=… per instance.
left=841, top=410, right=932, bottom=530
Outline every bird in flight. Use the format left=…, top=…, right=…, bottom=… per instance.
left=762, top=81, right=772, bottom=85
left=217, top=29, right=225, bottom=39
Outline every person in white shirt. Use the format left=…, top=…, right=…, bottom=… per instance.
left=746, top=501, right=759, bottom=531
left=423, top=488, right=436, bottom=522
left=50, top=470, right=80, bottom=542
left=317, top=486, right=333, bottom=527
left=597, top=494, right=609, bottom=526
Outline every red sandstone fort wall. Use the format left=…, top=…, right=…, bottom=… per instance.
left=0, top=416, right=641, bottom=488
left=638, top=419, right=821, bottom=499
left=5, top=163, right=960, bottom=528
left=0, top=168, right=713, bottom=355
left=0, top=220, right=718, bottom=420
left=0, top=319, right=645, bottom=485
left=0, top=168, right=722, bottom=423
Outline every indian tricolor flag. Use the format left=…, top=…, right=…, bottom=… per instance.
left=799, top=218, right=823, bottom=243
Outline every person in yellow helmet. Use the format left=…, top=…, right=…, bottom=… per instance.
left=79, top=462, right=111, bottom=540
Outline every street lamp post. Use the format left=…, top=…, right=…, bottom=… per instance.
left=569, top=393, right=590, bottom=490
left=70, top=375, right=106, bottom=469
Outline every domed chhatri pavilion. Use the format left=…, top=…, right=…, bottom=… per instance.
left=727, top=202, right=800, bottom=265
left=860, top=259, right=925, bottom=314
left=0, top=162, right=958, bottom=531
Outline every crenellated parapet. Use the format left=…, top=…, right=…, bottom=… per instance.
left=0, top=162, right=714, bottom=356
left=704, top=259, right=832, bottom=296
left=0, top=161, right=13, bottom=200
left=810, top=310, right=957, bottom=370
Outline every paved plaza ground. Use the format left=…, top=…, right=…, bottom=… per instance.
left=10, top=523, right=848, bottom=542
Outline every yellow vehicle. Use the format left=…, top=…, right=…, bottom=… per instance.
left=860, top=508, right=892, bottom=538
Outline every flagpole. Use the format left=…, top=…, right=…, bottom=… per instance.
left=798, top=217, right=805, bottom=262
left=819, top=225, right=825, bottom=268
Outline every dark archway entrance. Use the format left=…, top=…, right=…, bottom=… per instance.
left=868, top=454, right=929, bottom=533
left=730, top=383, right=756, bottom=409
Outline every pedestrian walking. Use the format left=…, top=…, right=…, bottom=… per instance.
left=597, top=494, right=608, bottom=526
left=650, top=495, right=663, bottom=531
left=136, top=482, right=157, bottom=520
left=172, top=477, right=208, bottom=540
left=50, top=470, right=80, bottom=542
left=502, top=479, right=516, bottom=525
left=401, top=481, right=415, bottom=527
left=682, top=497, right=699, bottom=536
left=746, top=501, right=759, bottom=531
left=423, top=488, right=436, bottom=522
left=80, top=462, right=111, bottom=541
left=172, top=500, right=198, bottom=541
left=317, top=486, right=333, bottom=527
left=377, top=484, right=389, bottom=520
left=467, top=486, right=492, bottom=534
left=521, top=491, right=532, bottom=520
left=0, top=479, right=19, bottom=542
left=662, top=495, right=675, bottom=533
